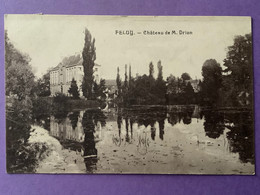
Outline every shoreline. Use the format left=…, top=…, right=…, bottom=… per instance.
left=29, top=125, right=86, bottom=174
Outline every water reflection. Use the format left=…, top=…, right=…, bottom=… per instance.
left=202, top=110, right=225, bottom=139
left=224, top=111, right=254, bottom=164
left=48, top=105, right=254, bottom=173
left=68, top=111, right=80, bottom=130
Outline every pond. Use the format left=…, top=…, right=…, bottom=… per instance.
left=33, top=105, right=254, bottom=174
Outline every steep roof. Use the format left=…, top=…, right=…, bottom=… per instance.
left=50, top=54, right=100, bottom=72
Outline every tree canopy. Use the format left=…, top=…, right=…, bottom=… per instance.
left=181, top=72, right=191, bottom=81
left=223, top=33, right=252, bottom=95
left=5, top=31, right=35, bottom=100
left=201, top=59, right=222, bottom=105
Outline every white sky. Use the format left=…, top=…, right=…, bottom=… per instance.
left=5, top=15, right=251, bottom=80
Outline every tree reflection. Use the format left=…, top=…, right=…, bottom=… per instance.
left=52, top=109, right=68, bottom=124
left=125, top=117, right=130, bottom=143
left=201, top=109, right=254, bottom=164
left=68, top=111, right=80, bottom=130
left=202, top=110, right=225, bottom=139
left=117, top=110, right=122, bottom=137
left=167, top=112, right=179, bottom=126
left=158, top=119, right=165, bottom=140
left=130, top=118, right=134, bottom=139
left=151, top=124, right=156, bottom=140
left=122, top=106, right=167, bottom=141
left=225, top=111, right=254, bottom=164
left=167, top=106, right=195, bottom=126
left=182, top=111, right=192, bottom=125
left=82, top=109, right=107, bottom=173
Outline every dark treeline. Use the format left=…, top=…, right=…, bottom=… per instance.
left=116, top=61, right=167, bottom=106
left=116, top=33, right=253, bottom=108
left=116, top=62, right=199, bottom=106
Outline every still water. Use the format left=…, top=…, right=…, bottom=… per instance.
left=35, top=105, right=254, bottom=174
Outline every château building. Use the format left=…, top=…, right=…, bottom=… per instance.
left=50, top=54, right=101, bottom=96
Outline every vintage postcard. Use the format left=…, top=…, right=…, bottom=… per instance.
left=5, top=15, right=254, bottom=174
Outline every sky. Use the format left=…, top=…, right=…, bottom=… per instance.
left=5, top=15, right=251, bottom=80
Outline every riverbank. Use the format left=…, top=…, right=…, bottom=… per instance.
left=29, top=126, right=86, bottom=173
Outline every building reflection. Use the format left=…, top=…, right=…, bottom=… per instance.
left=50, top=109, right=106, bottom=173
left=50, top=111, right=84, bottom=143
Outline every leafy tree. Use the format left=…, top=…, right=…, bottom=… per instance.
left=5, top=31, right=35, bottom=100
left=5, top=32, right=40, bottom=173
left=201, top=59, right=222, bottom=105
left=130, top=74, right=155, bottom=104
left=34, top=71, right=51, bottom=97
left=6, top=98, right=35, bottom=173
left=222, top=33, right=253, bottom=105
left=181, top=72, right=191, bottom=81
left=152, top=60, right=166, bottom=103
left=82, top=28, right=96, bottom=99
left=166, top=74, right=178, bottom=94
left=184, top=82, right=195, bottom=104
left=68, top=78, right=80, bottom=99
left=93, top=79, right=106, bottom=100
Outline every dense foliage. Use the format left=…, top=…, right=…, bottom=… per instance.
left=68, top=78, right=80, bottom=99
left=34, top=71, right=51, bottom=97
left=82, top=28, right=96, bottom=99
left=222, top=33, right=253, bottom=106
left=201, top=59, right=222, bottom=105
left=117, top=61, right=197, bottom=106
left=5, top=31, right=35, bottom=100
left=93, top=79, right=106, bottom=100
left=5, top=31, right=46, bottom=173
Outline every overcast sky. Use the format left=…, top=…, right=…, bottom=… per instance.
left=5, top=15, right=251, bottom=80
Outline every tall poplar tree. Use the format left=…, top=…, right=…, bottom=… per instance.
left=149, top=62, right=154, bottom=78
left=129, top=65, right=133, bottom=89
left=157, top=60, right=163, bottom=81
left=82, top=28, right=96, bottom=99
left=124, top=64, right=128, bottom=89
left=116, top=67, right=122, bottom=96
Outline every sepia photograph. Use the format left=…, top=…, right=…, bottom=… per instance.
left=5, top=15, right=254, bottom=174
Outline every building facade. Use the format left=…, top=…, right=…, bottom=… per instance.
left=50, top=54, right=101, bottom=97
